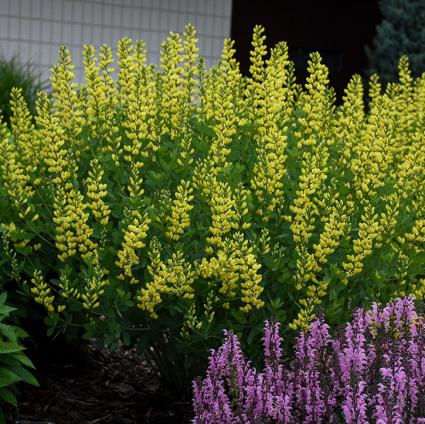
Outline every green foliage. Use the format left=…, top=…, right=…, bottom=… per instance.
left=366, top=0, right=425, bottom=84
left=0, top=292, right=38, bottom=423
left=0, top=55, right=46, bottom=127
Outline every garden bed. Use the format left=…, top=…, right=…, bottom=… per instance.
left=12, top=342, right=192, bottom=424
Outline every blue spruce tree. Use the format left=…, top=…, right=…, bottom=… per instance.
left=366, top=0, right=425, bottom=84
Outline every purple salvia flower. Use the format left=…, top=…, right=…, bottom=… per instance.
left=192, top=374, right=235, bottom=424
left=263, top=321, right=283, bottom=368
left=192, top=297, right=425, bottom=424
left=293, top=318, right=331, bottom=423
left=336, top=308, right=370, bottom=423
left=373, top=382, right=388, bottom=424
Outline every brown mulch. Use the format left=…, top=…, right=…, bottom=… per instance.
left=7, top=342, right=193, bottom=424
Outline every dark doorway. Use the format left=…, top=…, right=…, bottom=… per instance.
left=231, top=0, right=381, bottom=98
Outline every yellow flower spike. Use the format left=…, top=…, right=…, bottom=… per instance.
left=208, top=38, right=242, bottom=173
left=205, top=178, right=238, bottom=250
left=336, top=74, right=365, bottom=168
left=249, top=25, right=267, bottom=84
left=181, top=23, right=199, bottom=109
left=137, top=250, right=196, bottom=318
left=413, top=73, right=425, bottom=131
left=35, top=92, right=76, bottom=190
left=165, top=180, right=194, bottom=241
left=289, top=143, right=329, bottom=246
left=50, top=47, right=85, bottom=147
left=368, top=73, right=381, bottom=109
left=85, top=159, right=111, bottom=225
left=10, top=88, right=39, bottom=173
left=181, top=301, right=203, bottom=338
left=120, top=39, right=158, bottom=162
left=198, top=238, right=240, bottom=300
left=198, top=61, right=212, bottom=116
left=290, top=184, right=353, bottom=328
left=233, top=184, right=252, bottom=230
left=146, top=237, right=162, bottom=276
left=397, top=56, right=415, bottom=138
left=0, top=121, right=34, bottom=212
left=297, top=52, right=331, bottom=148
left=58, top=270, right=80, bottom=300
left=31, top=270, right=56, bottom=313
left=53, top=186, right=97, bottom=262
left=412, top=279, right=425, bottom=300
left=342, top=202, right=381, bottom=284
left=127, top=164, right=145, bottom=200
left=250, top=40, right=292, bottom=219
left=376, top=194, right=400, bottom=248
left=116, top=209, right=150, bottom=284
left=401, top=219, right=425, bottom=254
left=117, top=37, right=135, bottom=108
left=289, top=304, right=315, bottom=332
left=395, top=132, right=425, bottom=204
left=160, top=31, right=184, bottom=139
left=176, top=127, right=195, bottom=167
left=350, top=94, right=393, bottom=201
left=82, top=252, right=109, bottom=310
left=198, top=233, right=264, bottom=312
left=83, top=43, right=121, bottom=156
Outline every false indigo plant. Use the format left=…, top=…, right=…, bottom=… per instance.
left=192, top=297, right=425, bottom=423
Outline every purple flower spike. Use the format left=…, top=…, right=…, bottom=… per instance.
left=192, top=298, right=425, bottom=423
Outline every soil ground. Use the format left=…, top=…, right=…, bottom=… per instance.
left=6, top=341, right=193, bottom=424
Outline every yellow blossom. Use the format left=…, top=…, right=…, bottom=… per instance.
left=166, top=180, right=194, bottom=241
left=116, top=209, right=150, bottom=284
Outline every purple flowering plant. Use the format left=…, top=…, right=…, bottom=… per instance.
left=193, top=297, right=425, bottom=423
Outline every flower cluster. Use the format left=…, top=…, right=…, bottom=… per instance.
left=193, top=297, right=425, bottom=423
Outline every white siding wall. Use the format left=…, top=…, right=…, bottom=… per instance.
left=0, top=0, right=232, bottom=83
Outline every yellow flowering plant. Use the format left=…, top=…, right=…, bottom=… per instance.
left=0, top=25, right=424, bottom=392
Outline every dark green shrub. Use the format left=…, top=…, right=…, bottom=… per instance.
left=0, top=56, right=46, bottom=127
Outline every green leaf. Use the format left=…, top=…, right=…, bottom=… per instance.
left=0, top=342, right=24, bottom=354
left=158, top=157, right=170, bottom=172
left=14, top=326, right=28, bottom=339
left=0, top=323, right=17, bottom=342
left=0, top=368, right=21, bottom=387
left=12, top=352, right=35, bottom=369
left=0, top=305, right=16, bottom=315
left=8, top=364, right=38, bottom=386
left=0, top=387, right=17, bottom=406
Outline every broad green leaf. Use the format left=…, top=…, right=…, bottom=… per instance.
left=0, top=342, right=24, bottom=354
left=0, top=368, right=21, bottom=387
left=0, top=305, right=16, bottom=315
left=0, top=387, right=17, bottom=406
left=8, top=364, right=38, bottom=386
left=0, top=323, right=17, bottom=342
left=12, top=353, right=35, bottom=369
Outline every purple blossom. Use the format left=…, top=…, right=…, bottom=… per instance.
left=192, top=297, right=425, bottom=423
